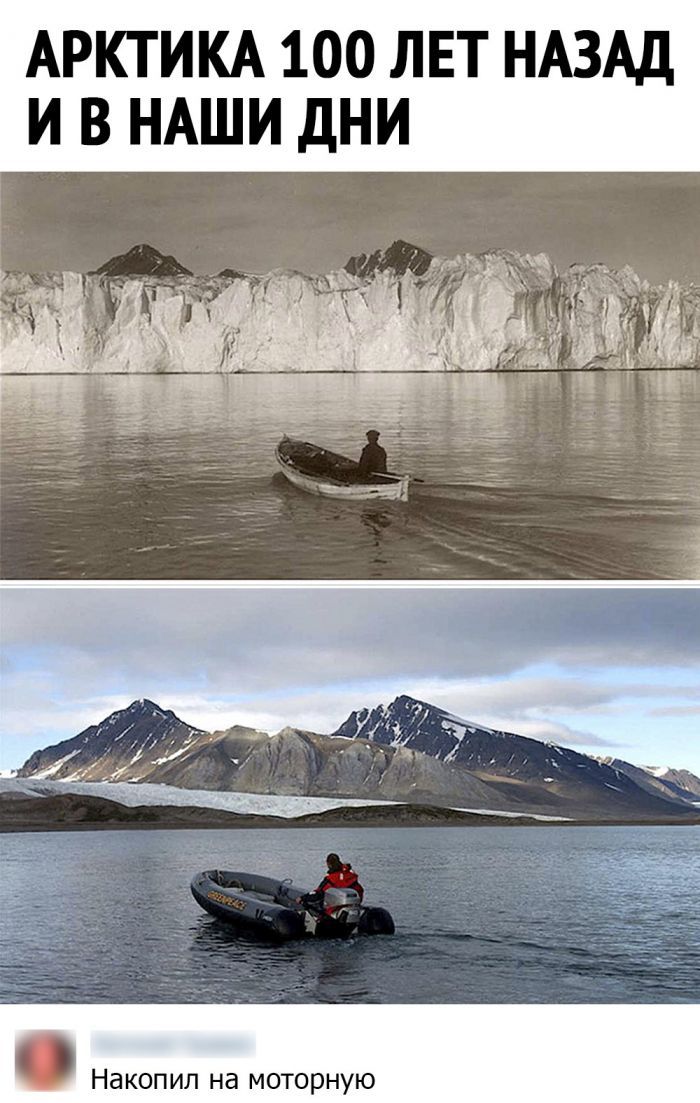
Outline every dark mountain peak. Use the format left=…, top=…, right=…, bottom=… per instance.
left=334, top=695, right=495, bottom=754
left=127, top=697, right=165, bottom=713
left=91, top=698, right=172, bottom=724
left=390, top=693, right=442, bottom=713
left=360, top=693, right=490, bottom=730
left=128, top=244, right=161, bottom=260
left=83, top=698, right=188, bottom=743
left=17, top=697, right=206, bottom=783
left=93, top=244, right=193, bottom=278
left=345, top=240, right=433, bottom=280
left=217, top=268, right=246, bottom=280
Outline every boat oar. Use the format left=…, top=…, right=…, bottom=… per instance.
left=372, top=471, right=425, bottom=484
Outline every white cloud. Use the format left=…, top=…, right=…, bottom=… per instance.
left=0, top=673, right=640, bottom=764
left=2, top=588, right=699, bottom=768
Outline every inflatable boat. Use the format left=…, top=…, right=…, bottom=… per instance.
left=191, top=870, right=395, bottom=941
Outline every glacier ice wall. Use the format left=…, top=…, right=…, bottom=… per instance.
left=2, top=251, right=699, bottom=373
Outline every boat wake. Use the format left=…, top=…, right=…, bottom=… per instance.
left=405, top=483, right=695, bottom=580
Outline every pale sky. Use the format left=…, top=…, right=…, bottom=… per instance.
left=1, top=587, right=699, bottom=774
left=2, top=173, right=699, bottom=285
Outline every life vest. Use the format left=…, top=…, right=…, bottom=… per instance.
left=317, top=864, right=364, bottom=901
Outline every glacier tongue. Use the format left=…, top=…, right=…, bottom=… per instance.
left=2, top=250, right=699, bottom=374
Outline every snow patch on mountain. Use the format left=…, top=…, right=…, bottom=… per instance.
left=643, top=765, right=671, bottom=778
left=31, top=750, right=82, bottom=779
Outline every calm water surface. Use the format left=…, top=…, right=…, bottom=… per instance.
left=2, top=371, right=699, bottom=579
left=1, top=826, right=698, bottom=1003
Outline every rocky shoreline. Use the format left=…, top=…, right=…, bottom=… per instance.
left=2, top=792, right=698, bottom=833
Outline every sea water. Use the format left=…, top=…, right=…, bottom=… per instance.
left=2, top=371, right=699, bottom=579
left=1, top=825, right=698, bottom=1003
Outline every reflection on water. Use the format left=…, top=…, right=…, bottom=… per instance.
left=1, top=826, right=699, bottom=1004
left=1, top=371, right=699, bottom=578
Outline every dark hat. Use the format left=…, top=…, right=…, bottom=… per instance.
left=366, top=429, right=380, bottom=441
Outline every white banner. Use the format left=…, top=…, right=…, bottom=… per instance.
left=1, top=0, right=698, bottom=171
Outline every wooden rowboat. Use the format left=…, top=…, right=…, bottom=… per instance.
left=275, top=437, right=411, bottom=502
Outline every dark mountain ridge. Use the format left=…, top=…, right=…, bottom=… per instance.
left=92, top=244, right=193, bottom=278
left=598, top=757, right=700, bottom=804
left=332, top=695, right=696, bottom=818
left=17, top=703, right=511, bottom=810
left=87, top=240, right=435, bottom=282
left=344, top=239, right=433, bottom=279
left=17, top=699, right=208, bottom=783
left=16, top=696, right=697, bottom=820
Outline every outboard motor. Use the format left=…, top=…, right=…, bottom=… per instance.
left=301, top=887, right=362, bottom=938
left=322, top=887, right=362, bottom=929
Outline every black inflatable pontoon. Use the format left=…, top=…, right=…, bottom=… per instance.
left=191, top=870, right=395, bottom=941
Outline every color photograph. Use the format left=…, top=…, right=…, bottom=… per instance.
left=2, top=587, right=698, bottom=1004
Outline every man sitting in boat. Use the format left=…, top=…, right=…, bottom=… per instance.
left=357, top=430, right=387, bottom=479
left=315, top=853, right=364, bottom=902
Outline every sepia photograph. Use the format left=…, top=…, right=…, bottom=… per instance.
left=1, top=172, right=699, bottom=580
left=1, top=587, right=699, bottom=1005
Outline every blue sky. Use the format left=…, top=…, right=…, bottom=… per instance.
left=1, top=587, right=698, bottom=774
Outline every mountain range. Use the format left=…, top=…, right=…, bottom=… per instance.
left=3, top=241, right=699, bottom=374
left=88, top=239, right=435, bottom=281
left=16, top=696, right=700, bottom=821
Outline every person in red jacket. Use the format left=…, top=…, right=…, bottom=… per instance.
left=316, top=852, right=364, bottom=901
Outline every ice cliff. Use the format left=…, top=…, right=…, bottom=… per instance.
left=2, top=244, right=699, bottom=373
